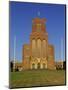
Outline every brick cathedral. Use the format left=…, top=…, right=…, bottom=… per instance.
left=22, top=17, right=55, bottom=70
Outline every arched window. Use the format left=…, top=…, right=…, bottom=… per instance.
left=36, top=23, right=41, bottom=32
left=42, top=40, right=47, bottom=58
left=37, top=39, right=41, bottom=58
left=32, top=39, right=36, bottom=57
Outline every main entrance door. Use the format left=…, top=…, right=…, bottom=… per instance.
left=32, top=63, right=35, bottom=69
left=37, top=63, right=40, bottom=69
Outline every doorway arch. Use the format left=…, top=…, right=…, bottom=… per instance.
left=37, top=63, right=40, bottom=69
left=32, top=63, right=35, bottom=69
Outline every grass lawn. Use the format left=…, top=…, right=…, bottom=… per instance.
left=10, top=70, right=66, bottom=88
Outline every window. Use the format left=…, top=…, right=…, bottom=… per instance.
left=32, top=39, right=36, bottom=57
left=36, top=23, right=41, bottom=32
left=37, top=39, right=41, bottom=58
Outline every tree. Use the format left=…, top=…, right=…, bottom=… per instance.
left=10, top=61, right=13, bottom=72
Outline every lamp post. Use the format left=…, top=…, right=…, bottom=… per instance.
left=13, top=36, right=16, bottom=71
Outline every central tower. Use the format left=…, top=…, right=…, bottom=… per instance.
left=30, top=18, right=48, bottom=59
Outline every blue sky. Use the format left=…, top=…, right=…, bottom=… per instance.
left=9, top=1, right=65, bottom=62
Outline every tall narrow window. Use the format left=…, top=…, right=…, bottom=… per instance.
left=37, top=39, right=41, bottom=58
left=42, top=40, right=46, bottom=58
left=36, top=23, right=41, bottom=32
left=32, top=39, right=36, bottom=57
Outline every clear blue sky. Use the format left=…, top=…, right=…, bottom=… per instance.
left=9, top=1, right=65, bottom=62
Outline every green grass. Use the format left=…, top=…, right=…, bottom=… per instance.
left=10, top=70, right=66, bottom=88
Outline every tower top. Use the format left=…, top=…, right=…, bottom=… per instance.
left=32, top=18, right=46, bottom=33
left=32, top=18, right=46, bottom=24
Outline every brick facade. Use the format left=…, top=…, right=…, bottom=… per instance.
left=22, top=18, right=55, bottom=70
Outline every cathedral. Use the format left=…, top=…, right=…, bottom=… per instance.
left=22, top=17, right=55, bottom=70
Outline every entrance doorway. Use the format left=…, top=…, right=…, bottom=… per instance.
left=32, top=63, right=35, bottom=69
left=43, top=63, right=47, bottom=69
left=37, top=63, right=40, bottom=69
left=43, top=63, right=45, bottom=69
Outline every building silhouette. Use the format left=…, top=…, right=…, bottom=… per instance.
left=22, top=17, right=55, bottom=70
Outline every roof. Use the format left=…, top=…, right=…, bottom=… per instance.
left=32, top=18, right=46, bottom=24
